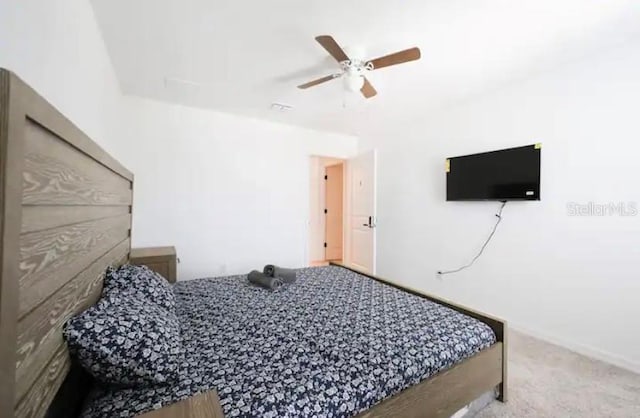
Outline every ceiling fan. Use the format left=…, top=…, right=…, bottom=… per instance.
left=297, top=35, right=421, bottom=99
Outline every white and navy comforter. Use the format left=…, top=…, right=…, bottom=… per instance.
left=81, top=266, right=496, bottom=418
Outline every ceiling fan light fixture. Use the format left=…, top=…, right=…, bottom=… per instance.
left=344, top=75, right=365, bottom=92
left=297, top=35, right=421, bottom=99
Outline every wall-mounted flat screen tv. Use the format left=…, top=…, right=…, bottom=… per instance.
left=446, top=144, right=541, bottom=201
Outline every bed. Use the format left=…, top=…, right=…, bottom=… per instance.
left=0, top=68, right=507, bottom=418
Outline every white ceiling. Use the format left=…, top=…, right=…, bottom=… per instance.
left=90, top=0, right=640, bottom=136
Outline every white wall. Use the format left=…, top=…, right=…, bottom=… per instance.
left=0, top=0, right=124, bottom=156
left=115, top=96, right=358, bottom=279
left=363, top=39, right=640, bottom=372
left=0, top=0, right=359, bottom=281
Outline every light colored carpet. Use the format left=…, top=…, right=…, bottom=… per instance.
left=476, top=330, right=640, bottom=418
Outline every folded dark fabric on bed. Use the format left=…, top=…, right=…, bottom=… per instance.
left=248, top=270, right=283, bottom=290
left=263, top=264, right=297, bottom=283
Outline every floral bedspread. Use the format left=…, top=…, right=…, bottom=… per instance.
left=81, top=265, right=496, bottom=418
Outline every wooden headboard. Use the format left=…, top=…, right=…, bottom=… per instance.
left=0, top=69, right=134, bottom=418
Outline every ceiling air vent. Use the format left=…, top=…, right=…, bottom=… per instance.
left=270, top=103, right=294, bottom=112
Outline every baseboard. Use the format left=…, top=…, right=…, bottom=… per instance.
left=510, top=323, right=640, bottom=375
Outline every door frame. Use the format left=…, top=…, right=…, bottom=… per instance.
left=308, top=151, right=377, bottom=272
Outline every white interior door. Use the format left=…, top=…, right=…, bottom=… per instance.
left=348, top=150, right=376, bottom=274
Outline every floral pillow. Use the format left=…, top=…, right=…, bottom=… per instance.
left=63, top=294, right=183, bottom=388
left=103, top=264, right=176, bottom=314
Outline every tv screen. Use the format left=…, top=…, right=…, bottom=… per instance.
left=446, top=144, right=541, bottom=201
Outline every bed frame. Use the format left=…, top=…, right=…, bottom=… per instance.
left=0, top=69, right=133, bottom=418
left=0, top=68, right=506, bottom=418
left=334, top=263, right=508, bottom=417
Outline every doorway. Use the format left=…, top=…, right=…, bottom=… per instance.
left=308, top=151, right=376, bottom=273
left=309, top=157, right=345, bottom=266
left=325, top=163, right=344, bottom=261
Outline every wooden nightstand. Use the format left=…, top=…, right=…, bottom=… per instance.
left=136, top=390, right=224, bottom=418
left=130, top=246, right=177, bottom=283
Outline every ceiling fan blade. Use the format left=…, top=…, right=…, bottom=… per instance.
left=315, top=35, right=350, bottom=63
left=361, top=77, right=377, bottom=99
left=368, top=47, right=421, bottom=70
left=297, top=74, right=338, bottom=89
